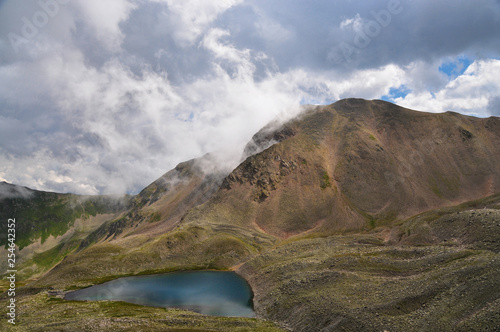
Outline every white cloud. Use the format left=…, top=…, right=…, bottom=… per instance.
left=152, top=0, right=243, bottom=46
left=339, top=14, right=363, bottom=32
left=254, top=14, right=293, bottom=43
left=72, top=0, right=136, bottom=51
left=1, top=1, right=500, bottom=195
left=400, top=60, right=449, bottom=93
left=0, top=24, right=304, bottom=194
left=272, top=64, right=406, bottom=105
left=0, top=173, right=7, bottom=183
left=203, top=29, right=252, bottom=66
left=395, top=59, right=500, bottom=116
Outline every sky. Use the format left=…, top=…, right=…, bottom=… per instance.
left=1, top=0, right=500, bottom=195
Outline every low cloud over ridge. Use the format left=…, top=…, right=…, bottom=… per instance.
left=1, top=0, right=499, bottom=194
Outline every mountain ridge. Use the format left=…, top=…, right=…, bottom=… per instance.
left=179, top=98, right=500, bottom=239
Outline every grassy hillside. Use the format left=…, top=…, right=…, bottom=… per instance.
left=0, top=291, right=285, bottom=331
left=8, top=194, right=500, bottom=331
left=0, top=183, right=128, bottom=250
left=0, top=183, right=130, bottom=283
left=238, top=193, right=500, bottom=331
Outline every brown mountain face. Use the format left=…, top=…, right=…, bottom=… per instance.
left=182, top=98, right=500, bottom=239
left=79, top=153, right=230, bottom=248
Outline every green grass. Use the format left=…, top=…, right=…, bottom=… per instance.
left=31, top=241, right=78, bottom=269
left=2, top=292, right=285, bottom=331
left=0, top=193, right=128, bottom=249
left=149, top=211, right=162, bottom=223
left=320, top=172, right=331, bottom=189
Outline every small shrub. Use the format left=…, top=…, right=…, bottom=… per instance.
left=320, top=172, right=331, bottom=189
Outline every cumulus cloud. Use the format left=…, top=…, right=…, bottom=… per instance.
left=488, top=96, right=500, bottom=117
left=0, top=2, right=303, bottom=194
left=151, top=0, right=243, bottom=46
left=395, top=59, right=500, bottom=116
left=72, top=0, right=136, bottom=51
left=0, top=0, right=499, bottom=194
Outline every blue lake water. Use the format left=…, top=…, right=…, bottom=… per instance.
left=64, top=271, right=255, bottom=317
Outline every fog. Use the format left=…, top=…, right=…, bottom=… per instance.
left=1, top=0, right=499, bottom=194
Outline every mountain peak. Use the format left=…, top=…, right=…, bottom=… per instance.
left=186, top=99, right=500, bottom=238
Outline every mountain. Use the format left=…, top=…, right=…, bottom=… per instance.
left=0, top=182, right=129, bottom=280
left=1, top=99, right=500, bottom=331
left=76, top=154, right=231, bottom=249
left=182, top=98, right=500, bottom=237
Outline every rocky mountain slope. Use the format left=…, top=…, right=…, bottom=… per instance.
left=1, top=99, right=500, bottom=331
left=182, top=98, right=500, bottom=238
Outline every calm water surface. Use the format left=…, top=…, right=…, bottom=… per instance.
left=65, top=271, right=255, bottom=317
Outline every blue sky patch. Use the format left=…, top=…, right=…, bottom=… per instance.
left=381, top=85, right=411, bottom=102
left=439, top=56, right=474, bottom=78
left=300, top=97, right=335, bottom=105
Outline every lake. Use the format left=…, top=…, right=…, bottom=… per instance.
left=64, top=270, right=255, bottom=317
